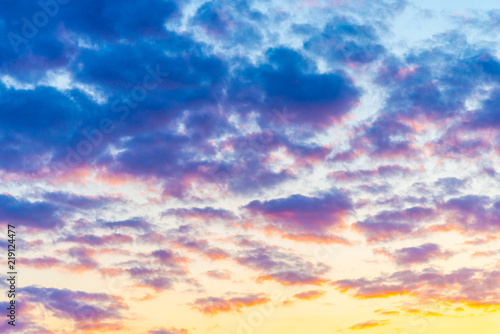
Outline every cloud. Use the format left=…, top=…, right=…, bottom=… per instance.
left=354, top=206, right=435, bottom=242
left=191, top=293, right=270, bottom=315
left=375, top=35, right=492, bottom=122
left=62, top=233, right=133, bottom=246
left=190, top=0, right=264, bottom=48
left=377, top=243, right=453, bottom=265
left=66, top=246, right=99, bottom=272
left=147, top=249, right=188, bottom=268
left=125, top=267, right=180, bottom=292
left=61, top=0, right=179, bottom=41
left=305, top=17, right=385, bottom=65
left=0, top=194, right=64, bottom=229
left=99, top=248, right=190, bottom=292
left=0, top=86, right=104, bottom=175
left=350, top=115, right=419, bottom=159
left=2, top=0, right=500, bottom=331
left=161, top=225, right=230, bottom=260
left=433, top=177, right=468, bottom=195
left=0, top=299, right=46, bottom=332
left=329, top=165, right=412, bottom=182
left=43, top=191, right=121, bottom=209
left=163, top=207, right=237, bottom=221
left=245, top=190, right=352, bottom=243
left=101, top=217, right=151, bottom=231
left=348, top=319, right=389, bottom=330
left=235, top=244, right=330, bottom=285
left=206, top=270, right=232, bottom=280
left=464, top=87, right=500, bottom=129
left=440, top=195, right=500, bottom=233
left=149, top=328, right=190, bottom=334
left=0, top=15, right=230, bottom=186
left=22, top=256, right=62, bottom=269
left=333, top=267, right=500, bottom=309
left=0, top=1, right=179, bottom=75
left=23, top=286, right=128, bottom=328
left=293, top=290, right=326, bottom=300
left=229, top=47, right=360, bottom=130
left=334, top=278, right=407, bottom=299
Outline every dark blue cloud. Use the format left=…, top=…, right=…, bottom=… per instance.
left=98, top=132, right=197, bottom=176
left=465, top=88, right=500, bottom=129
left=74, top=35, right=226, bottom=92
left=228, top=47, right=360, bottom=129
left=0, top=1, right=71, bottom=77
left=191, top=0, right=265, bottom=47
left=0, top=194, right=64, bottom=229
left=0, top=85, right=110, bottom=173
left=0, top=0, right=179, bottom=80
left=0, top=29, right=231, bottom=176
left=305, top=17, right=385, bottom=65
left=61, top=0, right=178, bottom=41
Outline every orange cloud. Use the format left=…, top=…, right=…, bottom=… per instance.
left=256, top=275, right=327, bottom=286
left=77, top=322, right=124, bottom=332
left=191, top=294, right=270, bottom=315
left=374, top=309, right=400, bottom=316
left=349, top=320, right=389, bottom=330
left=293, top=290, right=326, bottom=300
left=22, top=256, right=62, bottom=269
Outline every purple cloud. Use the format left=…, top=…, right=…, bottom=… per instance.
left=0, top=194, right=64, bottom=229
left=379, top=243, right=453, bottom=266
left=245, top=190, right=352, bottom=243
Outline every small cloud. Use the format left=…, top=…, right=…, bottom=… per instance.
left=349, top=320, right=389, bottom=330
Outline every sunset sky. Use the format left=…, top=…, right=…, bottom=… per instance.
left=1, top=0, right=500, bottom=333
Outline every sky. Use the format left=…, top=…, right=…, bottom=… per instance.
left=0, top=0, right=500, bottom=333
